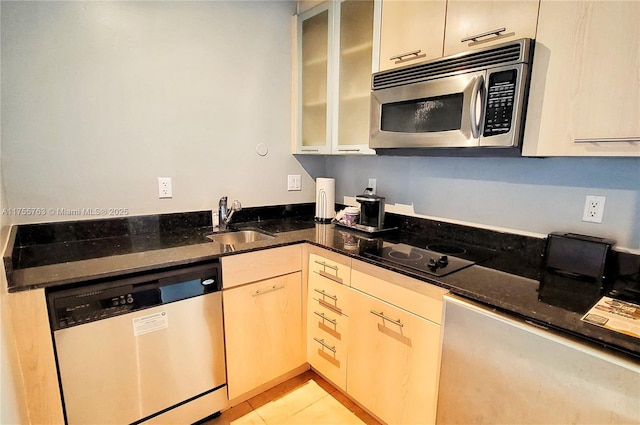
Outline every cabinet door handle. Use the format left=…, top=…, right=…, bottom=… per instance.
left=389, top=49, right=427, bottom=65
left=461, top=27, right=507, bottom=43
left=252, top=285, right=285, bottom=297
left=314, top=288, right=337, bottom=301
left=313, top=337, right=336, bottom=353
left=314, top=311, right=337, bottom=325
left=337, top=148, right=361, bottom=152
left=370, top=310, right=403, bottom=327
left=574, top=137, right=640, bottom=143
left=301, top=148, right=320, bottom=152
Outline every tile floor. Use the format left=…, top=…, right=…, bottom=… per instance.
left=204, top=370, right=381, bottom=425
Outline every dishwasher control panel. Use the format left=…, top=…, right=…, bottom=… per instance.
left=47, top=261, right=221, bottom=330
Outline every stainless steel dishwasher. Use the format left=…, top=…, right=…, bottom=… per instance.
left=47, top=261, right=227, bottom=425
left=437, top=295, right=640, bottom=424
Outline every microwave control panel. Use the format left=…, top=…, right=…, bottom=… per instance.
left=483, top=70, right=517, bottom=136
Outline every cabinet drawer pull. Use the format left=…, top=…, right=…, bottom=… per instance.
left=389, top=49, right=426, bottom=65
left=317, top=270, right=343, bottom=284
left=318, top=299, right=342, bottom=315
left=314, top=311, right=337, bottom=325
left=313, top=337, right=336, bottom=353
left=314, top=260, right=338, bottom=271
left=314, top=288, right=337, bottom=301
left=461, top=27, right=506, bottom=43
left=301, top=148, right=320, bottom=152
left=314, top=260, right=343, bottom=283
left=370, top=310, right=403, bottom=327
left=574, top=137, right=640, bottom=144
left=252, top=285, right=285, bottom=297
left=337, top=148, right=361, bottom=152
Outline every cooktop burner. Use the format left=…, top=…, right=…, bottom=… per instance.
left=427, top=244, right=467, bottom=255
left=366, top=243, right=476, bottom=277
left=388, top=250, right=423, bottom=261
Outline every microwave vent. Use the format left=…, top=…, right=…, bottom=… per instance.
left=373, top=39, right=532, bottom=90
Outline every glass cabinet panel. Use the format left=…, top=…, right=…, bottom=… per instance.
left=301, top=9, right=329, bottom=151
left=337, top=0, right=374, bottom=151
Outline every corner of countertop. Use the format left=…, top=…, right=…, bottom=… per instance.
left=2, top=225, right=17, bottom=288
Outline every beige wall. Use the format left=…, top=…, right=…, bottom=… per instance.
left=0, top=1, right=307, bottom=421
left=1, top=0, right=313, bottom=226
left=1, top=2, right=26, bottom=416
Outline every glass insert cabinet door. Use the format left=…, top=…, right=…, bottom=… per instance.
left=296, top=0, right=376, bottom=155
left=300, top=4, right=331, bottom=154
left=335, top=0, right=374, bottom=154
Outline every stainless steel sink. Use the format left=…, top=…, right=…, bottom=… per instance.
left=207, top=229, right=275, bottom=245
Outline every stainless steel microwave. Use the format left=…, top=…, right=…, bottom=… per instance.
left=370, top=39, right=534, bottom=154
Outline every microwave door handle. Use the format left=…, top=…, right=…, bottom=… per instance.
left=470, top=75, right=485, bottom=139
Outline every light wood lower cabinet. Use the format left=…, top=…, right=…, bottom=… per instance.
left=223, top=272, right=305, bottom=400
left=306, top=253, right=351, bottom=390
left=5, top=288, right=65, bottom=424
left=306, top=253, right=445, bottom=424
left=346, top=289, right=442, bottom=425
left=348, top=261, right=446, bottom=424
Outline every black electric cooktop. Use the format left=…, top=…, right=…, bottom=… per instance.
left=363, top=241, right=496, bottom=277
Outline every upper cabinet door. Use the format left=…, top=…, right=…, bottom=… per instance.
left=297, top=3, right=333, bottom=154
left=378, top=0, right=446, bottom=72
left=334, top=0, right=375, bottom=154
left=295, top=0, right=376, bottom=155
left=522, top=1, right=640, bottom=157
left=444, top=0, right=540, bottom=56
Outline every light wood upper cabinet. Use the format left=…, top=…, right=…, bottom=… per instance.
left=378, top=0, right=446, bottom=71
left=294, top=0, right=376, bottom=155
left=522, top=0, right=640, bottom=156
left=443, top=0, right=540, bottom=56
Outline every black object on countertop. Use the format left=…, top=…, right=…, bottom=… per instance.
left=538, top=232, right=616, bottom=313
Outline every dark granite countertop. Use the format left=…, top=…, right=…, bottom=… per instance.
left=4, top=205, right=639, bottom=361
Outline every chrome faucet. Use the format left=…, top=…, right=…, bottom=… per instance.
left=218, top=196, right=241, bottom=231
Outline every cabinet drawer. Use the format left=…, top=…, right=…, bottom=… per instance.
left=351, top=259, right=448, bottom=324
left=308, top=297, right=347, bottom=342
left=308, top=270, right=351, bottom=316
left=309, top=252, right=351, bottom=286
left=307, top=328, right=347, bottom=391
left=222, top=245, right=302, bottom=289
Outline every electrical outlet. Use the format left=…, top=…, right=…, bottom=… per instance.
left=287, top=174, right=301, bottom=191
left=368, top=178, right=376, bottom=194
left=582, top=195, right=605, bottom=223
left=158, top=177, right=172, bottom=199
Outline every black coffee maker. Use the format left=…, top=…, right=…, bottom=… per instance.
left=356, top=191, right=385, bottom=230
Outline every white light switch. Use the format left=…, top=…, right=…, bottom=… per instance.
left=287, top=175, right=301, bottom=191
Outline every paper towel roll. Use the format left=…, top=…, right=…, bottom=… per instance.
left=315, top=178, right=335, bottom=223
